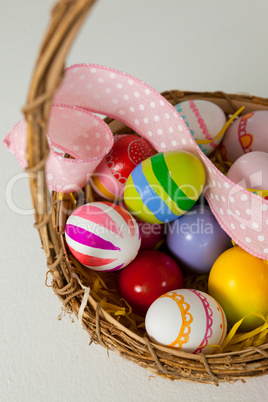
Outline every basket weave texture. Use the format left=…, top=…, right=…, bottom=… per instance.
left=23, top=0, right=268, bottom=385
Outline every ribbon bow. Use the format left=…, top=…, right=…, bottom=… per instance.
left=4, top=64, right=268, bottom=260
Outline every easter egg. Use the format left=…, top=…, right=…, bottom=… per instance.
left=119, top=200, right=165, bottom=250
left=117, top=250, right=183, bottom=316
left=65, top=201, right=140, bottom=272
left=145, top=289, right=227, bottom=354
left=166, top=205, right=232, bottom=273
left=137, top=220, right=165, bottom=251
left=220, top=110, right=268, bottom=163
left=124, top=151, right=206, bottom=224
left=208, top=246, right=268, bottom=331
left=91, top=134, right=155, bottom=201
left=175, top=100, right=226, bottom=156
left=227, top=151, right=268, bottom=198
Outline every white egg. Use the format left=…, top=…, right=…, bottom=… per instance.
left=145, top=289, right=227, bottom=355
left=175, top=100, right=226, bottom=156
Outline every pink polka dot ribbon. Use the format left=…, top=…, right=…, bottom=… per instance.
left=4, top=63, right=268, bottom=260
left=4, top=105, right=114, bottom=192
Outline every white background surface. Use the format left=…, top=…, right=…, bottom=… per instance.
left=1, top=0, right=268, bottom=401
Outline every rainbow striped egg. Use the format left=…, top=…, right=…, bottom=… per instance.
left=124, top=151, right=206, bottom=223
left=65, top=202, right=141, bottom=272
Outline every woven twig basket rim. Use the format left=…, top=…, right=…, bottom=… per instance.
left=23, top=0, right=268, bottom=385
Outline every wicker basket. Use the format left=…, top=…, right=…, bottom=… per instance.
left=21, top=0, right=268, bottom=385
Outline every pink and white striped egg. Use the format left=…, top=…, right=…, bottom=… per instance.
left=65, top=202, right=141, bottom=271
left=145, top=289, right=227, bottom=355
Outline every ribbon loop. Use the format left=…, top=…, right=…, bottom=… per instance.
left=4, top=63, right=268, bottom=260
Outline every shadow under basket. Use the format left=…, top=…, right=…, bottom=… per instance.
left=22, top=0, right=268, bottom=385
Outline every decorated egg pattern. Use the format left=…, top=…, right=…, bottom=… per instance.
left=65, top=201, right=141, bottom=271
left=91, top=134, right=155, bottom=200
left=175, top=100, right=226, bottom=156
left=220, top=110, right=268, bottom=163
left=124, top=151, right=206, bottom=223
left=145, top=289, right=227, bottom=354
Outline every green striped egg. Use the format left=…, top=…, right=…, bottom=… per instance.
left=124, top=151, right=206, bottom=223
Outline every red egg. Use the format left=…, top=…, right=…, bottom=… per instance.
left=91, top=134, right=155, bottom=200
left=137, top=220, right=165, bottom=251
left=117, top=250, right=184, bottom=316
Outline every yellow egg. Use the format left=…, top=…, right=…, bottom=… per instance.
left=208, top=246, right=268, bottom=331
